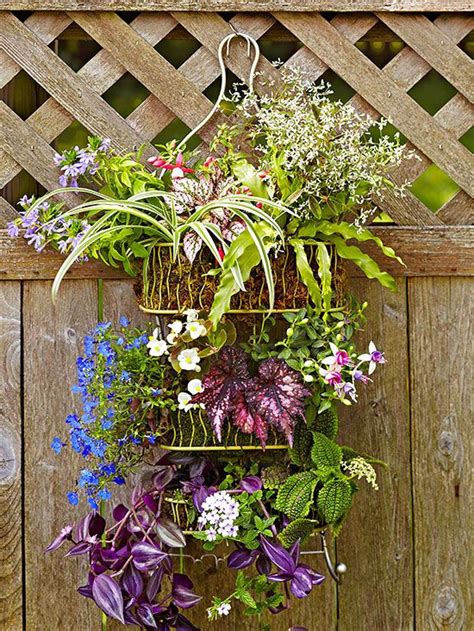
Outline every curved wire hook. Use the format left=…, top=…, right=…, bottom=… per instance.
left=177, top=31, right=260, bottom=151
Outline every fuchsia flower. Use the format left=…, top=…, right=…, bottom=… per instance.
left=321, top=342, right=353, bottom=369
left=319, top=367, right=343, bottom=386
left=147, top=153, right=194, bottom=179
left=358, top=341, right=385, bottom=375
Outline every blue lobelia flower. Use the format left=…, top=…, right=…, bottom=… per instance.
left=67, top=491, right=79, bottom=506
left=50, top=437, right=64, bottom=454
left=98, top=488, right=112, bottom=501
left=119, top=315, right=130, bottom=327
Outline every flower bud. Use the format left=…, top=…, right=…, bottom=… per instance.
left=304, top=374, right=314, bottom=382
left=286, top=328, right=294, bottom=337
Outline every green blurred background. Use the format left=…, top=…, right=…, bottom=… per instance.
left=3, top=15, right=473, bottom=217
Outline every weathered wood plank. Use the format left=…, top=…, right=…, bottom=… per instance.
left=338, top=277, right=413, bottom=630
left=437, top=191, right=473, bottom=226
left=68, top=11, right=227, bottom=143
left=0, top=282, right=22, bottom=631
left=377, top=13, right=474, bottom=102
left=0, top=12, right=177, bottom=188
left=1, top=226, right=473, bottom=280
left=0, top=12, right=155, bottom=157
left=276, top=13, right=474, bottom=198
left=23, top=279, right=99, bottom=629
left=0, top=1, right=470, bottom=11
left=409, top=277, right=472, bottom=630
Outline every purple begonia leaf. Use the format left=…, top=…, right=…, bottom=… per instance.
left=122, top=563, right=144, bottom=599
left=131, top=541, right=168, bottom=571
left=137, top=604, right=158, bottom=629
left=247, top=359, right=310, bottom=445
left=172, top=573, right=202, bottom=609
left=240, top=476, right=263, bottom=494
left=227, top=548, right=257, bottom=570
left=92, top=573, right=125, bottom=624
left=153, top=466, right=175, bottom=491
left=155, top=518, right=186, bottom=548
left=146, top=566, right=165, bottom=602
left=143, top=493, right=159, bottom=514
left=113, top=504, right=129, bottom=522
left=192, top=346, right=250, bottom=441
left=233, top=391, right=268, bottom=447
left=77, top=584, right=93, bottom=599
left=259, top=536, right=296, bottom=574
left=183, top=230, right=203, bottom=264
left=65, top=540, right=94, bottom=557
left=89, top=512, right=106, bottom=537
left=46, top=525, right=73, bottom=552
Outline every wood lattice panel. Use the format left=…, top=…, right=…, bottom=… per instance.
left=1, top=10, right=473, bottom=223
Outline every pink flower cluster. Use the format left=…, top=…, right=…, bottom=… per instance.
left=319, top=341, right=385, bottom=403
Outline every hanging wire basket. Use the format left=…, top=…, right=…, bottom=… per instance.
left=158, top=408, right=288, bottom=451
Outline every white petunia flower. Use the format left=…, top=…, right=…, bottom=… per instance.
left=187, top=378, right=203, bottom=395
left=177, top=348, right=201, bottom=371
left=186, top=321, right=207, bottom=340
left=217, top=603, right=231, bottom=617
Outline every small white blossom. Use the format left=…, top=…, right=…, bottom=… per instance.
left=186, top=321, right=207, bottom=340
left=147, top=332, right=169, bottom=357
left=168, top=320, right=183, bottom=335
left=217, top=603, right=231, bottom=617
left=183, top=308, right=199, bottom=322
left=177, top=348, right=201, bottom=371
left=187, top=378, right=203, bottom=395
left=177, top=391, right=193, bottom=411
left=199, top=491, right=240, bottom=541
left=342, top=457, right=379, bottom=490
left=166, top=333, right=177, bottom=344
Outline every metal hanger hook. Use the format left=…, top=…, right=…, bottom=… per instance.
left=177, top=30, right=260, bottom=150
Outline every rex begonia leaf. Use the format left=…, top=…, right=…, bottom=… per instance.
left=192, top=346, right=250, bottom=441
left=233, top=390, right=269, bottom=446
left=246, top=359, right=310, bottom=445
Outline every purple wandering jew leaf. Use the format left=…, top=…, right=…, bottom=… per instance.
left=92, top=573, right=125, bottom=624
left=89, top=512, right=106, bottom=537
left=299, top=563, right=325, bottom=586
left=77, top=584, right=93, bottom=599
left=259, top=536, right=296, bottom=574
left=227, top=548, right=257, bottom=570
left=137, top=604, right=158, bottom=629
left=124, top=609, right=141, bottom=626
left=150, top=604, right=167, bottom=615
left=131, top=541, right=168, bottom=571
left=153, top=466, right=175, bottom=492
left=65, top=541, right=93, bottom=557
left=175, top=612, right=200, bottom=630
left=289, top=539, right=301, bottom=564
left=143, top=493, right=159, bottom=514
left=155, top=518, right=186, bottom=548
left=122, top=563, right=144, bottom=599
left=73, top=512, right=93, bottom=542
left=113, top=503, right=129, bottom=522
left=290, top=627, right=309, bottom=630
left=291, top=566, right=313, bottom=596
left=192, top=485, right=213, bottom=511
left=192, top=346, right=250, bottom=441
left=131, top=484, right=145, bottom=505
left=267, top=571, right=294, bottom=583
left=256, top=553, right=272, bottom=575
left=45, top=525, right=73, bottom=552
left=239, top=476, right=263, bottom=494
left=146, top=566, right=164, bottom=602
left=172, top=574, right=202, bottom=609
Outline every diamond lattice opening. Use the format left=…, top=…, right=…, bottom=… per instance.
left=410, top=164, right=460, bottom=212
left=102, top=73, right=151, bottom=118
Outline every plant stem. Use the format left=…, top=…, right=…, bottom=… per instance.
left=100, top=501, right=107, bottom=631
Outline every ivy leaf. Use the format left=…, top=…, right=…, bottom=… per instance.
left=246, top=359, right=310, bottom=445
left=317, top=478, right=353, bottom=524
left=192, top=346, right=250, bottom=441
left=311, top=432, right=342, bottom=468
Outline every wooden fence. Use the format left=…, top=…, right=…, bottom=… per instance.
left=0, top=2, right=472, bottom=630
